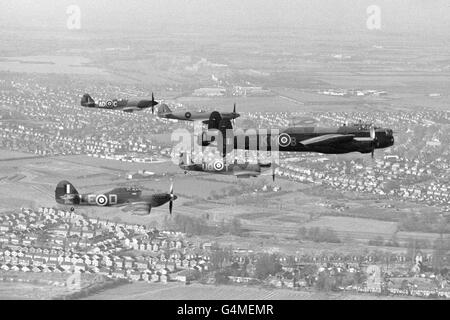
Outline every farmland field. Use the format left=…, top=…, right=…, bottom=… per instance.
left=0, top=282, right=69, bottom=300
left=0, top=150, right=444, bottom=253
left=85, top=282, right=421, bottom=300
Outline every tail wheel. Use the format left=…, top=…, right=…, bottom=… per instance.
left=95, top=194, right=108, bottom=206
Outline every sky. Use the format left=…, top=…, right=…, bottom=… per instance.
left=1, top=0, right=449, bottom=37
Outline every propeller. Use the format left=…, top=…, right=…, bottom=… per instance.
left=232, top=103, right=237, bottom=127
left=370, top=125, right=377, bottom=159
left=169, top=181, right=175, bottom=215
left=151, top=92, right=158, bottom=114
left=271, top=155, right=276, bottom=182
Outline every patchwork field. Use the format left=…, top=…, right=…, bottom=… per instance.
left=0, top=150, right=443, bottom=251
left=0, top=282, right=69, bottom=300
left=85, top=282, right=420, bottom=300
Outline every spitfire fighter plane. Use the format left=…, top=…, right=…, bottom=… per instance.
left=202, top=112, right=394, bottom=158
left=81, top=93, right=159, bottom=113
left=55, top=180, right=177, bottom=215
left=157, top=103, right=240, bottom=124
left=178, top=153, right=274, bottom=179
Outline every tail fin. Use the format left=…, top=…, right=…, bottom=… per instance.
left=81, top=94, right=95, bottom=107
left=208, top=111, right=222, bottom=130
left=157, top=103, right=172, bottom=116
left=55, top=180, right=79, bottom=204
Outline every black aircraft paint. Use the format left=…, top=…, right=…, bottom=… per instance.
left=203, top=112, right=394, bottom=157
left=55, top=180, right=176, bottom=215
left=81, top=93, right=158, bottom=113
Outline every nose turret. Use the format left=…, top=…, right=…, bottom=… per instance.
left=375, top=128, right=394, bottom=149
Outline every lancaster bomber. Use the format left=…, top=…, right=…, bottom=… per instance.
left=178, top=152, right=274, bottom=179
left=81, top=93, right=159, bottom=113
left=157, top=103, right=240, bottom=124
left=55, top=180, right=177, bottom=215
left=202, top=112, right=394, bottom=158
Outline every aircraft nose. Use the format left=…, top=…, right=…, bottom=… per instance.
left=389, top=135, right=394, bottom=146
left=387, top=129, right=394, bottom=146
left=382, top=130, right=394, bottom=147
left=375, top=129, right=394, bottom=148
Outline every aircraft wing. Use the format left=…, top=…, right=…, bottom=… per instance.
left=233, top=171, right=259, bottom=178
left=299, top=134, right=355, bottom=146
left=126, top=201, right=152, bottom=215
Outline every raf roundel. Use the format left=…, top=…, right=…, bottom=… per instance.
left=106, top=100, right=113, bottom=107
left=95, top=194, right=108, bottom=206
left=213, top=160, right=224, bottom=171
left=185, top=112, right=192, bottom=119
left=278, top=133, right=292, bottom=147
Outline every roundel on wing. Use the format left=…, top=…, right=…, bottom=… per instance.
left=96, top=194, right=108, bottom=206
left=278, top=133, right=292, bottom=147
left=213, top=160, right=224, bottom=171
left=185, top=112, right=192, bottom=119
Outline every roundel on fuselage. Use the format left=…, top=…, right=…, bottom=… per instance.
left=95, top=194, right=108, bottom=206
left=278, top=133, right=292, bottom=147
left=213, top=159, right=224, bottom=171
left=185, top=112, right=192, bottom=119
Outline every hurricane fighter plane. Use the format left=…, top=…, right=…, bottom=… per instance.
left=178, top=153, right=274, bottom=179
left=157, top=103, right=240, bottom=124
left=55, top=180, right=177, bottom=215
left=201, top=112, right=394, bottom=158
left=81, top=93, right=159, bottom=113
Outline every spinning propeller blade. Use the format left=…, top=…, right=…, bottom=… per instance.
left=272, top=157, right=276, bottom=182
left=370, top=125, right=377, bottom=159
left=232, top=103, right=237, bottom=127
left=169, top=180, right=174, bottom=215
left=151, top=92, right=156, bottom=114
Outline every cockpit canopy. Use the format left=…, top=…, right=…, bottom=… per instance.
left=346, top=122, right=378, bottom=130
left=110, top=187, right=142, bottom=195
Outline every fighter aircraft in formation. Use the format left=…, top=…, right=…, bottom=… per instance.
left=202, top=112, right=394, bottom=158
left=157, top=103, right=240, bottom=124
left=81, top=93, right=159, bottom=113
left=55, top=180, right=177, bottom=215
left=178, top=152, right=274, bottom=180
left=68, top=94, right=394, bottom=214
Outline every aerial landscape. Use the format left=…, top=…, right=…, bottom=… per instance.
left=0, top=0, right=449, bottom=301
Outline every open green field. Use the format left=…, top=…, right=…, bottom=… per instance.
left=85, top=282, right=420, bottom=300
left=0, top=282, right=69, bottom=300
left=0, top=150, right=443, bottom=252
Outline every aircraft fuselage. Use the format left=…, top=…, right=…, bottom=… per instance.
left=226, top=126, right=394, bottom=154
